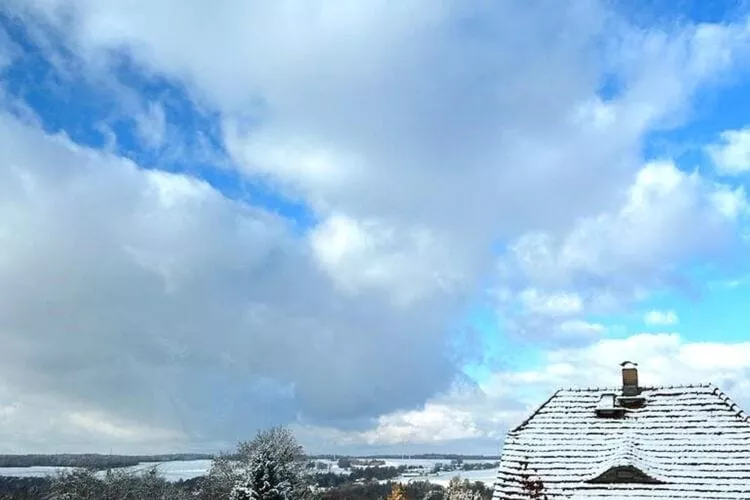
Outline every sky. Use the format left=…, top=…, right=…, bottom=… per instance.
left=2, top=0, right=750, bottom=456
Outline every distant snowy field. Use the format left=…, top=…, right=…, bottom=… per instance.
left=0, top=466, right=76, bottom=477
left=0, top=458, right=499, bottom=486
left=309, top=458, right=498, bottom=486
left=402, top=468, right=498, bottom=487
left=119, top=459, right=214, bottom=481
left=0, top=460, right=212, bottom=481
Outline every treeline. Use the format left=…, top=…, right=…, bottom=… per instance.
left=430, top=461, right=499, bottom=473
left=309, top=454, right=500, bottom=460
left=319, top=479, right=492, bottom=500
left=335, top=457, right=387, bottom=468
left=0, top=453, right=213, bottom=470
left=460, top=462, right=499, bottom=471
left=312, top=465, right=406, bottom=488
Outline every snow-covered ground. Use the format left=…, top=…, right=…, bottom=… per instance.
left=315, top=458, right=496, bottom=469
left=0, top=458, right=499, bottom=486
left=119, top=459, right=214, bottom=481
left=0, top=460, right=212, bottom=481
left=308, top=459, right=351, bottom=474
left=314, top=458, right=499, bottom=487
left=0, top=466, right=75, bottom=478
left=400, top=468, right=498, bottom=487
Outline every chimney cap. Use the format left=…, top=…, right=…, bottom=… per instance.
left=621, top=360, right=638, bottom=367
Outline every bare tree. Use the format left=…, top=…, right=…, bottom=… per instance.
left=445, top=476, right=484, bottom=500
left=386, top=482, right=407, bottom=500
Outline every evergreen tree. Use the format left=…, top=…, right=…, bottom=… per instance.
left=207, top=426, right=312, bottom=500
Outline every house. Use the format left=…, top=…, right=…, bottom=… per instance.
left=493, top=361, right=750, bottom=499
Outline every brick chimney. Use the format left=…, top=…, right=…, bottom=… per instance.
left=620, top=361, right=639, bottom=396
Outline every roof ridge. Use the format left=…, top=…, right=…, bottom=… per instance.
left=560, top=382, right=714, bottom=392
left=505, top=382, right=745, bottom=438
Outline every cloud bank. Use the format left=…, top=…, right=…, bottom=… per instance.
left=0, top=0, right=749, bottom=453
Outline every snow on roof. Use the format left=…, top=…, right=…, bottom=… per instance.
left=492, top=383, right=750, bottom=500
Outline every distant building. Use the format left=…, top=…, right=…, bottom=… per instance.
left=493, top=361, right=750, bottom=499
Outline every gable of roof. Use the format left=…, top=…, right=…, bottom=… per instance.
left=586, top=464, right=662, bottom=484
left=493, top=383, right=750, bottom=500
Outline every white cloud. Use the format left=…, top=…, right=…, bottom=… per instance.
left=360, top=403, right=485, bottom=445
left=490, top=159, right=748, bottom=352
left=134, top=101, right=167, bottom=150
left=558, top=320, right=606, bottom=337
left=644, top=309, right=679, bottom=326
left=707, top=127, right=750, bottom=175
left=0, top=110, right=475, bottom=451
left=67, top=411, right=184, bottom=442
left=496, top=160, right=746, bottom=342
left=223, top=126, right=363, bottom=213
left=710, top=183, right=749, bottom=217
left=519, top=289, right=584, bottom=317
left=309, top=214, right=466, bottom=306
left=0, top=374, right=184, bottom=453
left=562, top=161, right=745, bottom=283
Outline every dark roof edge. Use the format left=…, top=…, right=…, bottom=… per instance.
left=710, top=383, right=750, bottom=423
left=508, top=389, right=561, bottom=434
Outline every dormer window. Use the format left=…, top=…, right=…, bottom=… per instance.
left=595, top=393, right=625, bottom=418
left=599, top=393, right=615, bottom=408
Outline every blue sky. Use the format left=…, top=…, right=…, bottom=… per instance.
left=0, top=11, right=316, bottom=229
left=2, top=0, right=750, bottom=455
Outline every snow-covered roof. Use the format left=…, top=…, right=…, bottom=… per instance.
left=492, top=383, right=750, bottom=500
